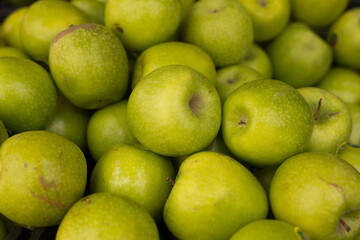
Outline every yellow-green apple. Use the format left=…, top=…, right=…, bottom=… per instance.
left=270, top=152, right=360, bottom=240
left=0, top=121, right=8, bottom=147
left=105, top=0, right=182, bottom=53
left=71, top=0, right=105, bottom=24
left=327, top=8, right=360, bottom=71
left=238, top=0, right=290, bottom=42
left=297, top=87, right=352, bottom=153
left=0, top=47, right=29, bottom=59
left=317, top=67, right=360, bottom=105
left=1, top=7, right=27, bottom=50
left=0, top=131, right=87, bottom=228
left=215, top=64, right=264, bottom=104
left=347, top=104, right=360, bottom=145
left=87, top=100, right=138, bottom=161
left=20, top=0, right=89, bottom=62
left=128, top=65, right=221, bottom=157
left=0, top=57, right=57, bottom=134
left=291, top=0, right=349, bottom=28
left=238, top=43, right=272, bottom=78
left=222, top=79, right=314, bottom=166
left=164, top=151, right=268, bottom=239
left=49, top=24, right=128, bottom=109
left=56, top=192, right=159, bottom=240
left=132, top=41, right=216, bottom=89
left=90, top=144, right=175, bottom=221
left=182, top=0, right=253, bottom=67
left=229, top=219, right=310, bottom=240
left=267, top=22, right=333, bottom=88
left=336, top=143, right=360, bottom=172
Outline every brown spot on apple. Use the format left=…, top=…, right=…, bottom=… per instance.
left=166, top=177, right=175, bottom=186
left=30, top=176, right=64, bottom=209
left=81, top=197, right=92, bottom=205
left=258, top=0, right=267, bottom=7
left=115, top=23, right=124, bottom=33
left=24, top=163, right=28, bottom=168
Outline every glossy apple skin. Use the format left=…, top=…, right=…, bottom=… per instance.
left=222, top=79, right=314, bottom=166
left=297, top=87, right=352, bottom=153
left=238, top=44, right=272, bottom=79
left=56, top=192, right=159, bottom=240
left=164, top=151, right=268, bottom=240
left=270, top=152, right=360, bottom=240
left=336, top=143, right=360, bottom=172
left=128, top=65, right=221, bottom=157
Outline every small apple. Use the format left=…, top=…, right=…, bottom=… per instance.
left=297, top=87, right=352, bottom=153
left=336, top=142, right=360, bottom=173
left=56, top=192, right=159, bottom=240
left=1, top=7, right=27, bottom=50
left=128, top=65, right=221, bottom=157
left=71, top=0, right=105, bottom=24
left=270, top=152, right=360, bottom=240
left=347, top=104, right=360, bottom=145
left=0, top=121, right=8, bottom=147
left=164, top=151, right=268, bottom=239
left=0, top=46, right=29, bottom=59
left=222, top=79, right=314, bottom=166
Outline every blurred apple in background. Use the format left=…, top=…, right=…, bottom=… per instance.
left=336, top=142, right=360, bottom=172
left=71, top=0, right=105, bottom=25
left=1, top=7, right=27, bottom=50
left=0, top=46, right=29, bottom=59
left=347, top=104, right=360, bottom=145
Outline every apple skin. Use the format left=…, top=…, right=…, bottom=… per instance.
left=229, top=219, right=310, bottom=240
left=49, top=24, right=128, bottom=109
left=222, top=79, right=314, bottom=166
left=0, top=121, right=8, bottom=147
left=270, top=152, right=360, bottom=240
left=0, top=131, right=87, bottom=228
left=1, top=7, right=27, bottom=50
left=128, top=65, right=221, bottom=157
left=238, top=0, right=290, bottom=42
left=87, top=100, right=138, bottom=161
left=105, top=0, right=182, bottom=53
left=182, top=0, right=253, bottom=67
left=327, top=8, right=360, bottom=71
left=297, top=87, right=352, bottom=153
left=20, top=0, right=89, bottom=62
left=71, top=0, right=105, bottom=24
left=317, top=67, right=360, bottom=105
left=0, top=46, right=29, bottom=59
left=90, top=144, right=175, bottom=221
left=132, top=41, right=216, bottom=89
left=164, top=151, right=268, bottom=240
left=267, top=22, right=333, bottom=88
left=347, top=104, right=360, bottom=145
left=336, top=143, right=360, bottom=173
left=56, top=192, right=159, bottom=240
left=0, top=57, right=57, bottom=134
left=238, top=44, right=272, bottom=79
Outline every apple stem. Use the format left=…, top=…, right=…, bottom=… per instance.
left=340, top=218, right=351, bottom=232
left=166, top=177, right=175, bottom=186
left=313, top=98, right=322, bottom=121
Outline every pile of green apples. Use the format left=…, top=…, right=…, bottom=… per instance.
left=0, top=0, right=360, bottom=239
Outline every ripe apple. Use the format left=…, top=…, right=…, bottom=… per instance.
left=164, top=151, right=268, bottom=239
left=87, top=100, right=138, bottom=161
left=0, top=121, right=8, bottom=147
left=347, top=104, right=360, bottom=145
left=90, top=144, right=175, bottom=221
left=132, top=41, right=217, bottom=89
left=270, top=152, right=360, bottom=240
left=1, top=7, right=27, bottom=50
left=229, top=219, right=310, bottom=240
left=128, top=65, right=221, bottom=157
left=49, top=23, right=128, bottom=109
left=71, top=0, right=105, bottom=24
left=182, top=0, right=253, bottom=67
left=0, top=130, right=87, bottom=228
left=222, top=79, right=314, bottom=166
left=238, top=0, right=290, bottom=42
left=105, top=0, right=182, bottom=53
left=336, top=143, right=360, bottom=173
left=297, top=87, right=352, bottom=153
left=0, top=57, right=57, bottom=134
left=56, top=192, right=159, bottom=240
left=267, top=22, right=333, bottom=88
left=0, top=46, right=29, bottom=59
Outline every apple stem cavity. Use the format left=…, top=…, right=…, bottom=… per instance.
left=238, top=116, right=248, bottom=127
left=166, top=177, right=175, bottom=186
left=189, top=93, right=202, bottom=115
left=313, top=98, right=322, bottom=121
left=258, top=0, right=267, bottom=7
left=328, top=112, right=340, bottom=117
left=340, top=218, right=351, bottom=232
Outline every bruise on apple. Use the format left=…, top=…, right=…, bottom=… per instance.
left=52, top=24, right=95, bottom=45
left=258, top=0, right=267, bottom=7
left=114, top=23, right=124, bottom=33
left=30, top=176, right=64, bottom=209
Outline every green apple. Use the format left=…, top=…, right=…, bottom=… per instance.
left=270, top=152, right=360, bottom=240
left=1, top=7, right=28, bottom=50
left=90, top=144, right=175, bottom=221
left=230, top=219, right=310, bottom=240
left=0, top=130, right=87, bottom=228
left=238, top=43, right=272, bottom=79
left=44, top=93, right=91, bottom=152
left=347, top=104, right=360, bottom=145
left=253, top=165, right=278, bottom=196
left=87, top=100, right=138, bottom=161
left=222, top=79, right=314, bottom=166
left=164, top=151, right=268, bottom=239
left=128, top=65, right=221, bottom=157
left=56, top=192, right=159, bottom=240
left=327, top=8, right=360, bottom=71
left=71, top=0, right=105, bottom=24
left=291, top=0, right=349, bottom=28
left=216, top=64, right=264, bottom=104
left=182, top=0, right=253, bottom=67
left=297, top=87, right=352, bottom=153
left=0, top=121, right=8, bottom=147
left=132, top=41, right=216, bottom=89
left=238, top=0, right=290, bottom=42
left=20, top=0, right=89, bottom=62
left=336, top=143, right=360, bottom=173
left=267, top=22, right=333, bottom=88
left=0, top=57, right=57, bottom=134
left=49, top=24, right=128, bottom=109
left=105, top=0, right=182, bottom=53
left=317, top=67, right=360, bottom=105
left=0, top=46, right=29, bottom=59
